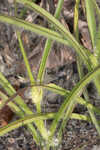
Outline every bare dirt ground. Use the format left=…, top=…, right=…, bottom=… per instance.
left=0, top=0, right=100, bottom=150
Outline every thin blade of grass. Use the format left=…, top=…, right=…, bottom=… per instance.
left=37, top=0, right=64, bottom=81
left=60, top=89, right=100, bottom=138
left=0, top=90, right=40, bottom=144
left=0, top=112, right=92, bottom=137
left=94, top=24, right=100, bottom=60
left=74, top=0, right=84, bottom=88
left=49, top=65, right=100, bottom=138
left=1, top=79, right=100, bottom=138
left=1, top=81, right=100, bottom=116
left=84, top=0, right=100, bottom=97
left=17, top=1, right=100, bottom=100
left=45, top=84, right=100, bottom=116
left=0, top=73, right=43, bottom=144
left=0, top=113, right=54, bottom=136
left=17, top=30, right=41, bottom=106
left=74, top=0, right=100, bottom=138
left=0, top=82, right=69, bottom=110
left=17, top=31, right=35, bottom=83
left=81, top=86, right=100, bottom=137
left=85, top=0, right=96, bottom=48
left=46, top=84, right=100, bottom=116
left=74, top=0, right=80, bottom=41
left=1, top=81, right=100, bottom=117
left=0, top=14, right=70, bottom=46
left=16, top=0, right=93, bottom=71
left=92, top=0, right=100, bottom=19
left=17, top=31, right=49, bottom=139
left=17, top=32, right=49, bottom=140
left=0, top=13, right=96, bottom=71
left=0, top=74, right=33, bottom=114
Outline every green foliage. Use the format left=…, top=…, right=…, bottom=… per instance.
left=0, top=0, right=100, bottom=149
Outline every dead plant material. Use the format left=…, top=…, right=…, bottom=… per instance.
left=0, top=97, right=14, bottom=127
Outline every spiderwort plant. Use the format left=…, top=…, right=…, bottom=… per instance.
left=0, top=0, right=100, bottom=150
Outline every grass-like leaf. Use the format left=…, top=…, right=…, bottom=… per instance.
left=0, top=14, right=69, bottom=46
left=17, top=31, right=48, bottom=140
left=37, top=0, right=64, bottom=81
left=85, top=0, right=96, bottom=48
left=0, top=89, right=40, bottom=144
left=0, top=113, right=54, bottom=136
left=94, top=24, right=100, bottom=60
left=92, top=0, right=100, bottom=19
left=0, top=112, right=92, bottom=137
left=17, top=31, right=35, bottom=83
left=49, top=65, right=100, bottom=138
left=16, top=0, right=93, bottom=71
left=74, top=0, right=80, bottom=41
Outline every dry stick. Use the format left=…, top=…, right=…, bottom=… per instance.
left=1, top=83, right=67, bottom=109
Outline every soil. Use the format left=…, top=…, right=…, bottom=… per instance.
left=0, top=0, right=100, bottom=150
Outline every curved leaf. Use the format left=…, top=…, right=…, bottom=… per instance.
left=16, top=0, right=92, bottom=70
left=0, top=112, right=91, bottom=136
left=85, top=0, right=96, bottom=48
left=50, top=65, right=100, bottom=138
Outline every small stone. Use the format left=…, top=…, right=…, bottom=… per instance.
left=8, top=0, right=14, bottom=4
left=8, top=138, right=15, bottom=144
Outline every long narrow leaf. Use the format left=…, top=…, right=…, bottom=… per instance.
left=37, top=0, right=64, bottom=81
left=92, top=0, right=100, bottom=21
left=85, top=0, right=96, bottom=48
left=94, top=24, right=100, bottom=59
left=0, top=90, right=40, bottom=144
left=0, top=112, right=92, bottom=136
left=0, top=113, right=54, bottom=136
left=49, top=65, right=100, bottom=138
left=74, top=0, right=80, bottom=41
left=17, top=31, right=35, bottom=83
left=0, top=13, right=95, bottom=71
left=16, top=0, right=92, bottom=71
left=0, top=73, right=47, bottom=143
left=1, top=81, right=100, bottom=117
